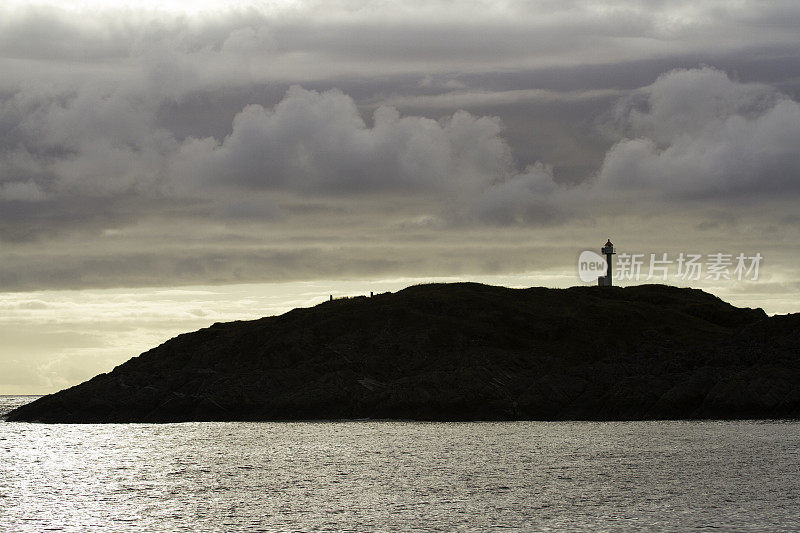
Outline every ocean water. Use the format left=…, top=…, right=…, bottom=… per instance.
left=1, top=396, right=799, bottom=531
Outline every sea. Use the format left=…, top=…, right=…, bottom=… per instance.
left=1, top=395, right=799, bottom=532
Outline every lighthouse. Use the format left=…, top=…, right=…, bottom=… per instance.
left=597, top=239, right=616, bottom=286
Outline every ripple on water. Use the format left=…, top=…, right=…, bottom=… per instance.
left=1, top=397, right=799, bottom=531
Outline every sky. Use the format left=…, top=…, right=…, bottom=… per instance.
left=2, top=0, right=800, bottom=394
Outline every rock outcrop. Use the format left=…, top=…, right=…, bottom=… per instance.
left=6, top=283, right=799, bottom=423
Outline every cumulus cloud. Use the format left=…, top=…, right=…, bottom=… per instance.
left=597, top=67, right=800, bottom=198
left=5, top=65, right=800, bottom=247
left=459, top=67, right=800, bottom=224
left=0, top=80, right=515, bottom=198
left=172, top=86, right=513, bottom=195
left=0, top=78, right=525, bottom=245
left=0, top=84, right=174, bottom=200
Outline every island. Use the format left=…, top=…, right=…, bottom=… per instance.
left=5, top=283, right=799, bottom=423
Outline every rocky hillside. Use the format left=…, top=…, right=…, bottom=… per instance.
left=6, top=283, right=799, bottom=422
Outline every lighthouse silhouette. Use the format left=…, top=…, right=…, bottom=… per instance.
left=597, top=239, right=616, bottom=286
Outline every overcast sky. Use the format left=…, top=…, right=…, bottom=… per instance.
left=2, top=0, right=800, bottom=393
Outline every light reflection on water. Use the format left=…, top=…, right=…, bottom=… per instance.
left=1, top=396, right=799, bottom=531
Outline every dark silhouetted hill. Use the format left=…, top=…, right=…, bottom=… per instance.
left=6, top=283, right=799, bottom=423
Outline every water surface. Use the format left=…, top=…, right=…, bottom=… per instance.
left=2, top=395, right=798, bottom=531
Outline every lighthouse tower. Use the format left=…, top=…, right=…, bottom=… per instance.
left=598, top=239, right=616, bottom=286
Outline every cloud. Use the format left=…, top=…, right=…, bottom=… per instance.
left=172, top=86, right=514, bottom=195
left=378, top=87, right=626, bottom=109
left=3, top=64, right=799, bottom=234
left=0, top=84, right=174, bottom=200
left=604, top=67, right=782, bottom=144
left=0, top=77, right=559, bottom=282
left=2, top=1, right=800, bottom=93
left=5, top=66, right=800, bottom=251
left=597, top=67, right=800, bottom=198
left=0, top=3, right=799, bottom=292
left=0, top=80, right=516, bottom=231
left=453, top=67, right=800, bottom=225
left=465, top=163, right=562, bottom=225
